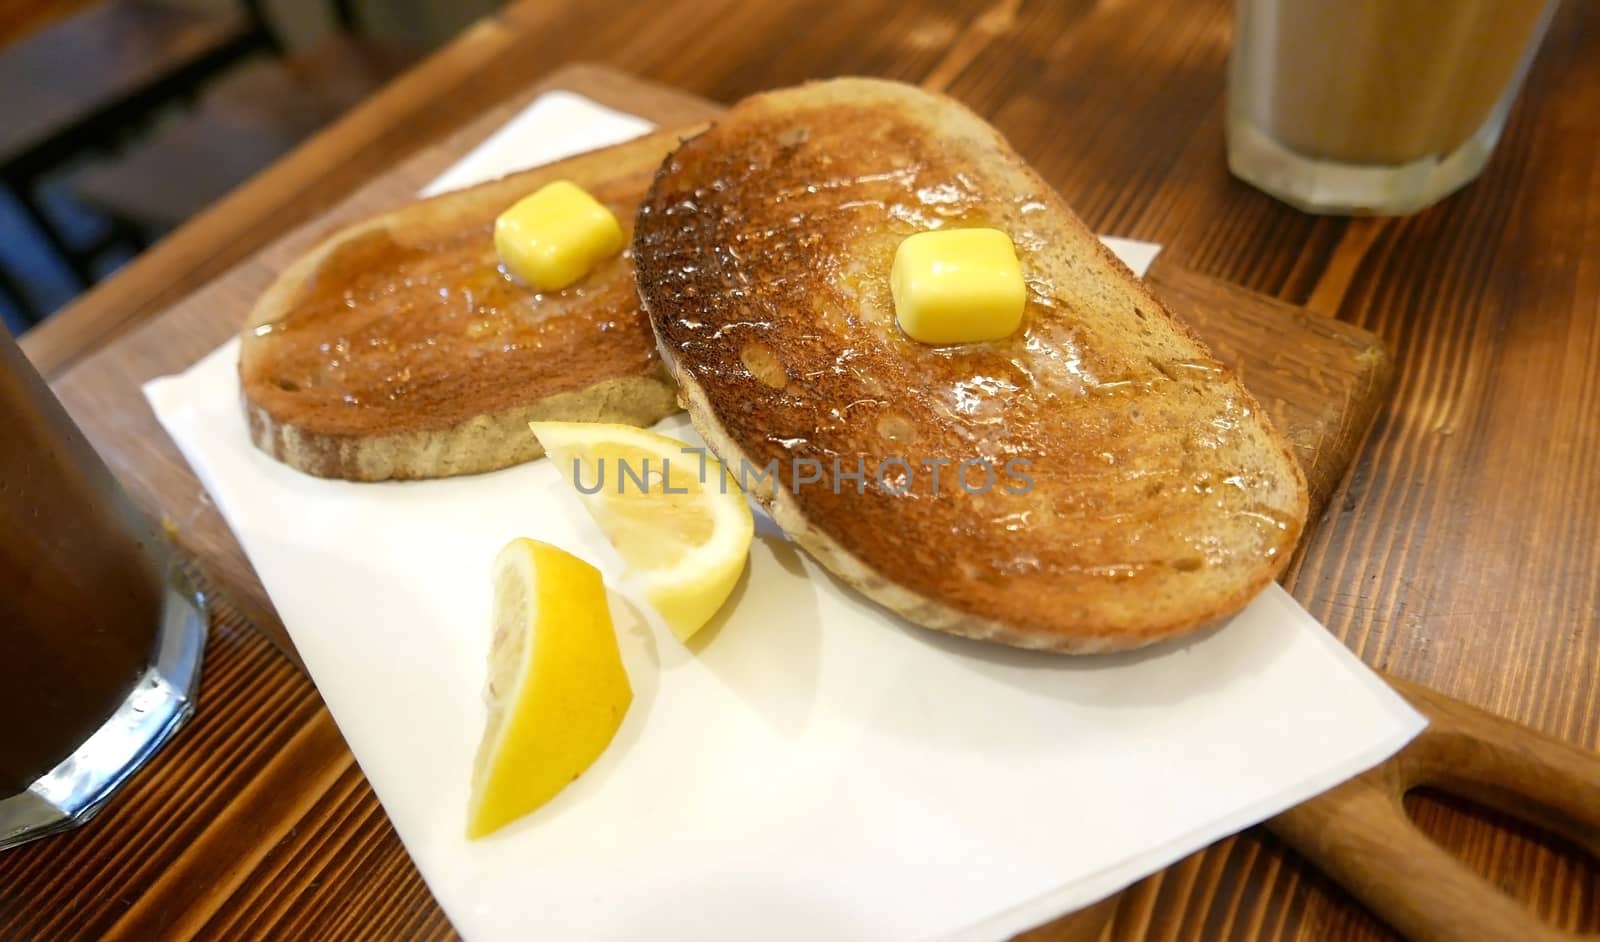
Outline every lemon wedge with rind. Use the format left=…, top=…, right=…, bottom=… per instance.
left=467, top=538, right=632, bottom=840
left=531, top=421, right=754, bottom=641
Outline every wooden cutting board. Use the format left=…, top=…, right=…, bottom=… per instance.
left=48, top=64, right=1390, bottom=658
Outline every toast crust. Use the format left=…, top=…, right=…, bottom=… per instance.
left=240, top=129, right=699, bottom=481
left=635, top=79, right=1309, bottom=652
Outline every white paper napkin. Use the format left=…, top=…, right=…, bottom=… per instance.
left=143, top=92, right=1423, bottom=942
left=419, top=92, right=656, bottom=198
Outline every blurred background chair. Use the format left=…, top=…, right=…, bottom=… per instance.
left=0, top=0, right=277, bottom=327
left=0, top=0, right=496, bottom=336
left=70, top=1, right=419, bottom=247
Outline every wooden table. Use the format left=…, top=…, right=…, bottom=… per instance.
left=6, top=1, right=1598, bottom=938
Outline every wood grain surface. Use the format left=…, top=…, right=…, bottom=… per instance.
left=1270, top=677, right=1600, bottom=942
left=6, top=0, right=1599, bottom=939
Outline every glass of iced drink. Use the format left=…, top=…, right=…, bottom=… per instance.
left=0, top=329, right=206, bottom=851
left=1227, top=0, right=1558, bottom=214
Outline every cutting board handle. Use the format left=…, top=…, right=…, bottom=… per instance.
left=1268, top=677, right=1600, bottom=942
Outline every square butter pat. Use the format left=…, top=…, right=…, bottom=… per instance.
left=891, top=227, right=1025, bottom=344
left=494, top=180, right=624, bottom=291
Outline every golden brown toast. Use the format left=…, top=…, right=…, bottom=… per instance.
left=240, top=129, right=697, bottom=481
left=634, top=79, right=1309, bottom=652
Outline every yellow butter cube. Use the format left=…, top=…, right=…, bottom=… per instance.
left=494, top=180, right=625, bottom=291
left=890, top=228, right=1026, bottom=344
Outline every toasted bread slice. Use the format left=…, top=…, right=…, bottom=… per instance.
left=240, top=129, right=699, bottom=481
left=634, top=79, right=1308, bottom=652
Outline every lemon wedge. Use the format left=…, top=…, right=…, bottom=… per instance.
left=531, top=422, right=754, bottom=641
left=467, top=538, right=631, bottom=840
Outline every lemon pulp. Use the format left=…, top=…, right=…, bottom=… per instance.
left=531, top=422, right=754, bottom=641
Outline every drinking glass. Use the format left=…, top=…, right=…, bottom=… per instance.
left=0, top=329, right=205, bottom=851
left=1227, top=0, right=1559, bottom=215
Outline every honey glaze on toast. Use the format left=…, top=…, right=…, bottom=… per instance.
left=241, top=131, right=691, bottom=481
left=635, top=79, right=1308, bottom=652
left=244, top=176, right=649, bottom=434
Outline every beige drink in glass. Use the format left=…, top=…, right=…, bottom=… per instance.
left=1228, top=0, right=1558, bottom=214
